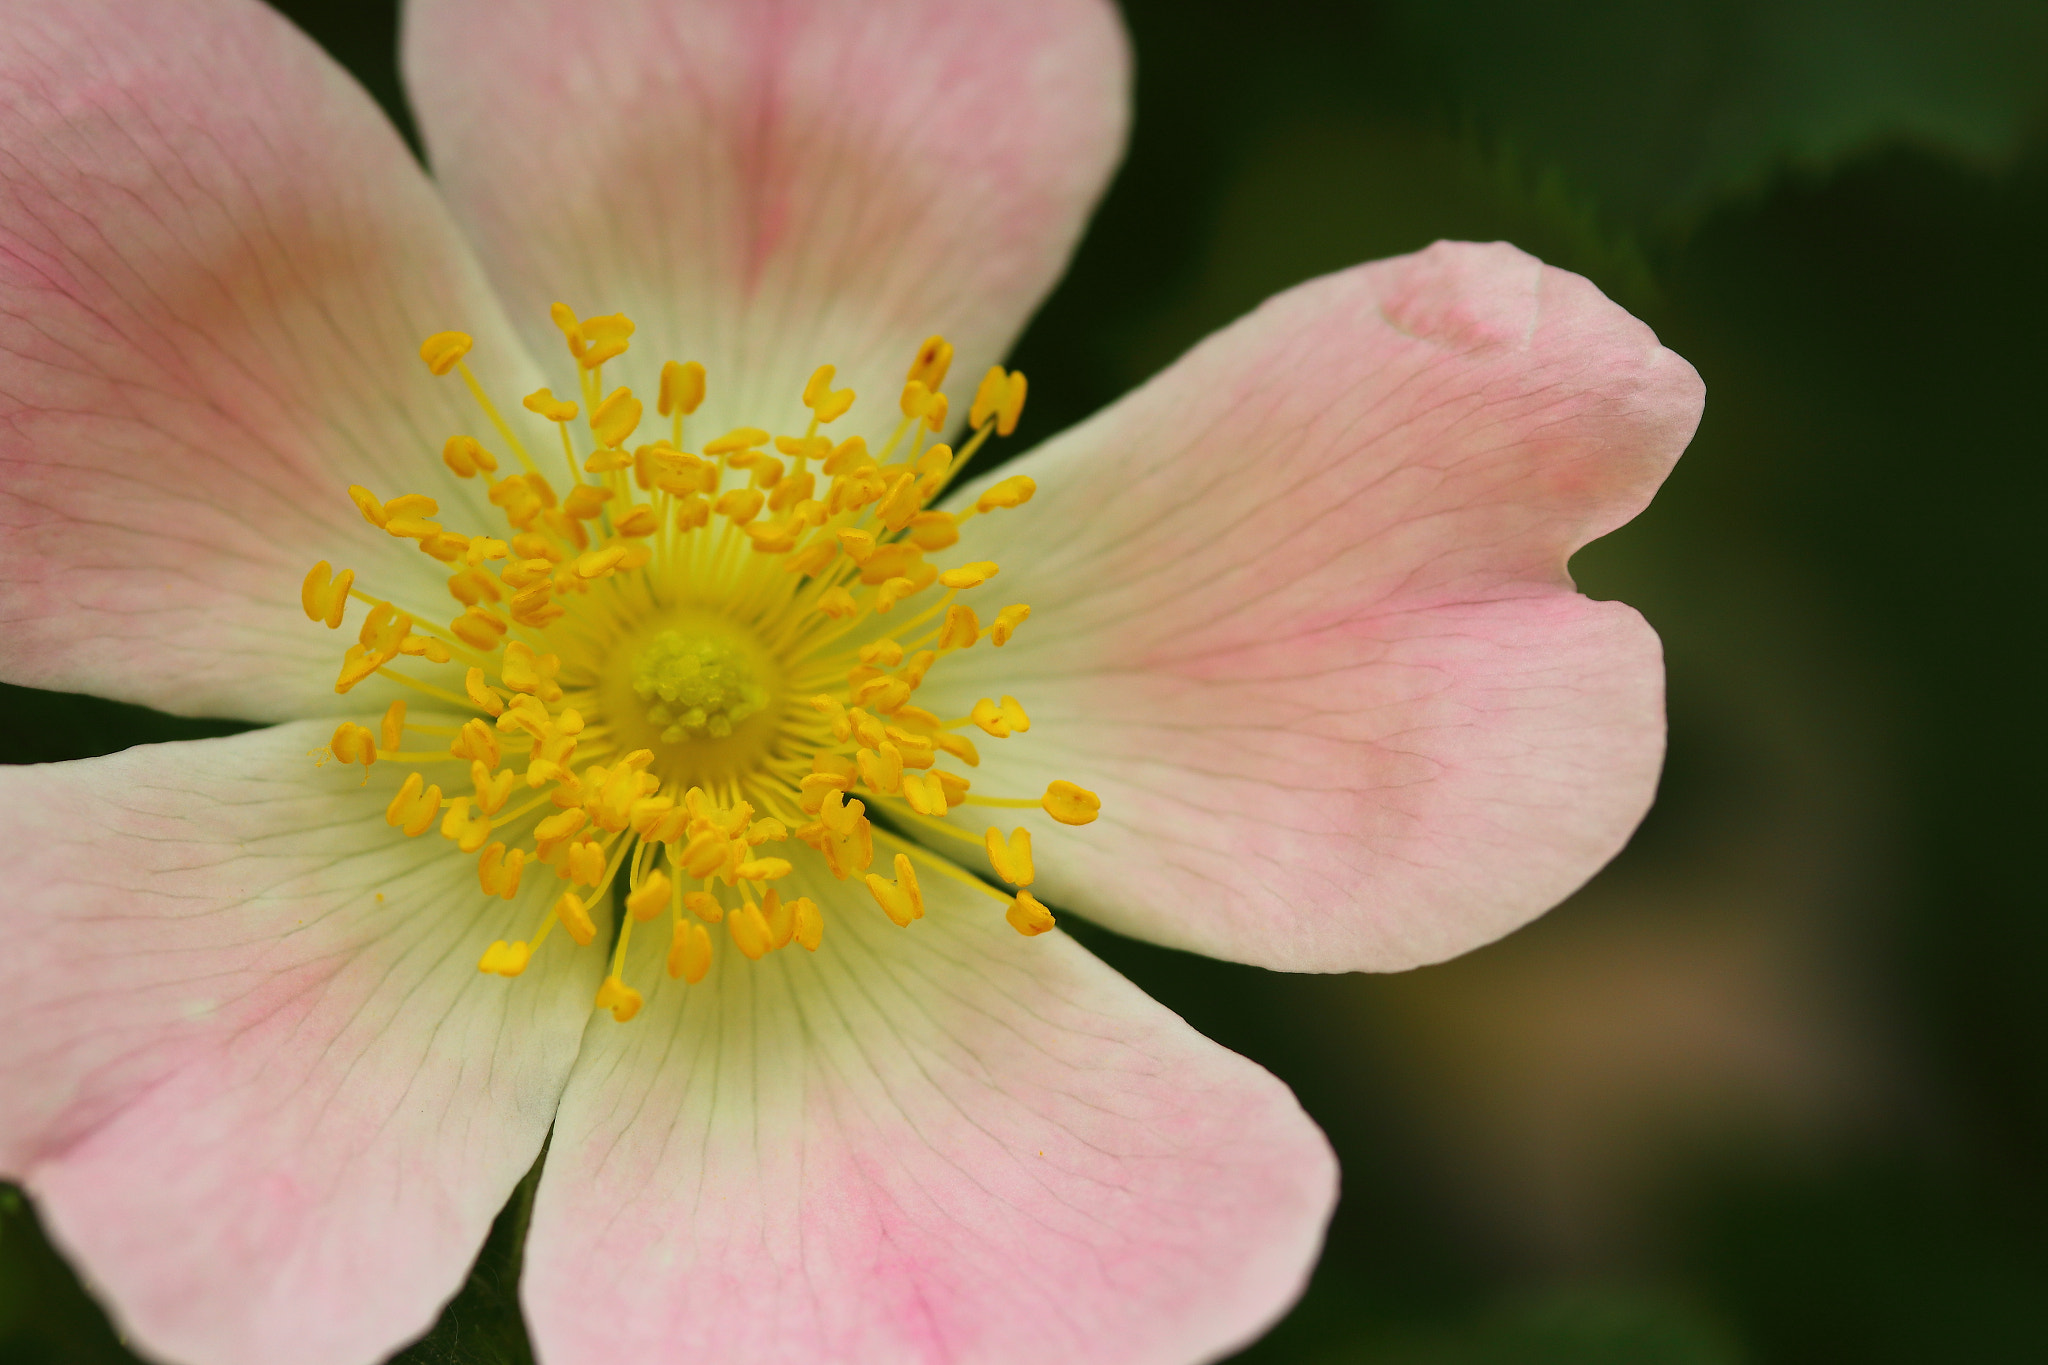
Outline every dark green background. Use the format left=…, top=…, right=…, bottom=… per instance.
left=6, top=1, right=2046, bottom=1361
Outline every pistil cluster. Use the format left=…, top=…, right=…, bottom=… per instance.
left=308, top=307, right=1099, bottom=1021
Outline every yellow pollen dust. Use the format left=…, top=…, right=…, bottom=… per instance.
left=306, top=310, right=1097, bottom=1023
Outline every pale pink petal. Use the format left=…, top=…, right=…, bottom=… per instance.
left=927, top=242, right=1703, bottom=973
left=523, top=861, right=1335, bottom=1365
left=404, top=0, right=1128, bottom=443
left=0, top=0, right=548, bottom=720
left=0, top=723, right=604, bottom=1365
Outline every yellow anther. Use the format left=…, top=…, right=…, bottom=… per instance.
left=472, top=761, right=516, bottom=816
left=919, top=392, right=948, bottom=432
left=822, top=435, right=870, bottom=475
left=575, top=545, right=629, bottom=579
left=674, top=494, right=711, bottom=532
left=522, top=388, right=578, bottom=423
left=705, top=427, right=769, bottom=456
left=478, top=939, right=532, bottom=976
left=975, top=475, right=1036, bottom=514
left=478, top=842, right=527, bottom=898
left=578, top=313, right=634, bottom=368
left=668, top=920, right=713, bottom=982
left=940, top=561, right=999, bottom=589
left=755, top=889, right=791, bottom=950
left=333, top=645, right=380, bottom=693
left=330, top=721, right=376, bottom=770
left=969, top=698, right=1011, bottom=738
left=684, top=891, right=724, bottom=923
left=301, top=561, right=354, bottom=629
left=864, top=853, right=924, bottom=927
left=348, top=485, right=388, bottom=529
left=815, top=387, right=856, bottom=424
left=679, top=830, right=727, bottom=879
left=464, top=668, right=506, bottom=716
left=299, top=560, right=332, bottom=618
left=613, top=504, right=659, bottom=537
left=596, top=974, right=643, bottom=1022
left=536, top=807, right=588, bottom=843
left=385, top=772, right=425, bottom=828
left=379, top=700, right=407, bottom=753
left=562, top=484, right=612, bottom=521
left=934, top=771, right=972, bottom=808
left=1042, top=780, right=1100, bottom=826
left=875, top=472, right=923, bottom=531
left=848, top=708, right=889, bottom=750
left=855, top=675, right=913, bottom=714
left=803, top=365, right=836, bottom=409
left=452, top=606, right=508, bottom=650
left=442, top=434, right=495, bottom=478
left=728, top=900, right=772, bottom=960
left=554, top=891, right=596, bottom=947
left=906, top=334, right=954, bottom=390
left=969, top=367, right=1006, bottom=430
left=735, top=856, right=793, bottom=882
left=658, top=359, right=705, bottom=417
left=836, top=527, right=876, bottom=563
left=419, top=331, right=472, bottom=377
left=451, top=718, right=500, bottom=767
left=384, top=494, right=439, bottom=522
left=989, top=604, right=1031, bottom=646
left=855, top=745, right=902, bottom=796
left=906, top=511, right=959, bottom=552
left=900, top=379, right=932, bottom=419
left=997, top=371, right=1027, bottom=436
left=715, top=488, right=764, bottom=524
left=859, top=639, right=905, bottom=667
left=591, top=387, right=643, bottom=448
left=500, top=558, right=551, bottom=589
left=626, top=870, right=672, bottom=922
left=985, top=826, right=1034, bottom=886
left=817, top=585, right=859, bottom=618
left=567, top=839, right=606, bottom=887
left=901, top=770, right=948, bottom=816
left=937, top=604, right=980, bottom=651
left=420, top=532, right=469, bottom=562
left=1006, top=890, right=1055, bottom=936
left=998, top=695, right=1030, bottom=733
left=550, top=301, right=585, bottom=359
left=791, top=896, right=823, bottom=951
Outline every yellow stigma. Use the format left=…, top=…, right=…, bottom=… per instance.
left=308, top=306, right=1100, bottom=1022
left=632, top=625, right=770, bottom=741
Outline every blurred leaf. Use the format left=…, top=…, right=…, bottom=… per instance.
left=0, top=684, right=252, bottom=766
left=1356, top=1286, right=1744, bottom=1365
left=1112, top=115, right=1657, bottom=387
left=1389, top=0, right=2048, bottom=224
left=0, top=1183, right=136, bottom=1365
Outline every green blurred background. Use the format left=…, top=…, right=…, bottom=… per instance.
left=5, top=0, right=2046, bottom=1361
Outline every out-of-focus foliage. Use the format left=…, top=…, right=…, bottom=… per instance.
left=5, top=1, right=2046, bottom=1362
left=1390, top=0, right=2048, bottom=225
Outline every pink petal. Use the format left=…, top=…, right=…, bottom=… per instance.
left=929, top=242, right=1703, bottom=972
left=0, top=723, right=603, bottom=1365
left=0, top=0, right=546, bottom=720
left=522, top=863, right=1335, bottom=1365
left=403, top=0, right=1128, bottom=441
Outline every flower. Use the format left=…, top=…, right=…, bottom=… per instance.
left=0, top=1, right=1702, bottom=1364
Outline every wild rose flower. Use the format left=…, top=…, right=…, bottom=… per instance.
left=0, top=1, right=1702, bottom=1363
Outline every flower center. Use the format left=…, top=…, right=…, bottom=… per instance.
left=305, top=307, right=1099, bottom=1024
left=603, top=611, right=782, bottom=782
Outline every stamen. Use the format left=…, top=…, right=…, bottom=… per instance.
left=310, top=315, right=1096, bottom=1020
